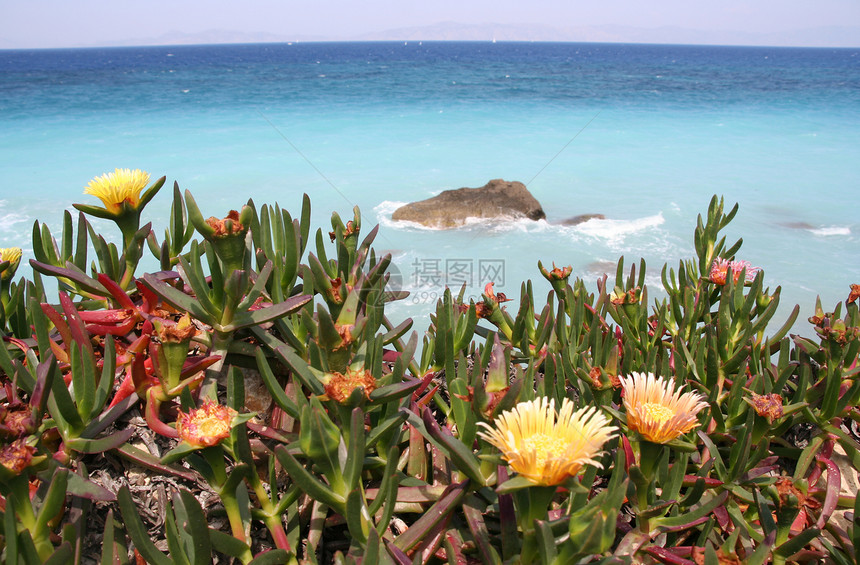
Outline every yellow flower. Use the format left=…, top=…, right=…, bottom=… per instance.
left=176, top=400, right=237, bottom=448
left=478, top=397, right=616, bottom=487
left=620, top=373, right=707, bottom=444
left=0, top=248, right=22, bottom=282
left=84, top=168, right=151, bottom=214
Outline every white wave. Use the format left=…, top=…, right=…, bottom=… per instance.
left=810, top=226, right=850, bottom=237
left=0, top=204, right=30, bottom=236
left=571, top=213, right=665, bottom=240
left=467, top=215, right=553, bottom=233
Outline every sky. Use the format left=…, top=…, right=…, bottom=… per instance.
left=1, top=0, right=859, bottom=48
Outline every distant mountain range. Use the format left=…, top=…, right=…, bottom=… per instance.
left=351, top=22, right=860, bottom=48
left=13, top=21, right=860, bottom=49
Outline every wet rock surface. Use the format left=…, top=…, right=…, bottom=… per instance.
left=392, top=179, right=545, bottom=228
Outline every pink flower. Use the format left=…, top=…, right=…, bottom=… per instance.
left=176, top=400, right=237, bottom=448
left=709, top=258, right=759, bottom=285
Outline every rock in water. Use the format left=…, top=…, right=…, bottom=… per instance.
left=560, top=213, right=605, bottom=226
left=392, top=179, right=545, bottom=229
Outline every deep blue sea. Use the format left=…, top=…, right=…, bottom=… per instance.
left=1, top=42, right=859, bottom=333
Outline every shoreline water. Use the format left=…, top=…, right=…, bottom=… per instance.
left=1, top=41, right=858, bottom=337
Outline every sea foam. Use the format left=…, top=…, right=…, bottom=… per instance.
left=569, top=213, right=666, bottom=241
left=810, top=226, right=851, bottom=237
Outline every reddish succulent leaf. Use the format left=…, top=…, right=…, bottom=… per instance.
left=40, top=303, right=72, bottom=349
left=136, top=279, right=160, bottom=313
left=49, top=337, right=69, bottom=365
left=59, top=291, right=94, bottom=356
left=179, top=355, right=221, bottom=380
left=98, top=273, right=136, bottom=309
left=246, top=421, right=293, bottom=443
left=130, top=337, right=153, bottom=395
left=815, top=456, right=841, bottom=529
left=145, top=390, right=178, bottom=439
left=496, top=466, right=517, bottom=560
left=78, top=309, right=133, bottom=323
left=463, top=495, right=501, bottom=565
left=412, top=370, right=438, bottom=399
left=412, top=512, right=452, bottom=564
left=713, top=503, right=730, bottom=530
left=644, top=547, right=696, bottom=565
left=622, top=434, right=635, bottom=471
left=393, top=481, right=469, bottom=553
left=443, top=529, right=468, bottom=565
left=109, top=374, right=140, bottom=409
left=86, top=316, right=137, bottom=337
left=385, top=540, right=413, bottom=565
left=682, top=475, right=724, bottom=488
left=415, top=384, right=440, bottom=407
left=382, top=349, right=401, bottom=362
left=28, top=259, right=109, bottom=296
left=30, top=355, right=55, bottom=417
left=740, top=465, right=780, bottom=482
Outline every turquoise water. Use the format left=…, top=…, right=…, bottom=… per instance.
left=1, top=42, right=859, bottom=333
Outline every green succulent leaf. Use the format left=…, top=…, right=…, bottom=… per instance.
left=274, top=445, right=346, bottom=512
left=117, top=485, right=173, bottom=565
left=248, top=550, right=292, bottom=565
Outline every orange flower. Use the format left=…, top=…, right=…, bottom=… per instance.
left=848, top=284, right=860, bottom=303
left=620, top=373, right=708, bottom=444
left=610, top=286, right=641, bottom=305
left=204, top=210, right=246, bottom=237
left=476, top=282, right=512, bottom=319
left=0, top=439, right=36, bottom=475
left=321, top=367, right=378, bottom=404
left=750, top=393, right=783, bottom=423
left=156, top=313, right=197, bottom=343
left=176, top=400, right=237, bottom=448
left=0, top=403, right=34, bottom=437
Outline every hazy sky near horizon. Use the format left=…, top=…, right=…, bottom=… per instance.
left=1, top=0, right=858, bottom=48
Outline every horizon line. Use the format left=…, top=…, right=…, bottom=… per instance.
left=3, top=37, right=859, bottom=52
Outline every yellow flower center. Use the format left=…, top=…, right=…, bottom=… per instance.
left=642, top=403, right=674, bottom=424
left=196, top=416, right=231, bottom=439
left=0, top=248, right=22, bottom=281
left=523, top=433, right=568, bottom=470
left=0, top=248, right=22, bottom=264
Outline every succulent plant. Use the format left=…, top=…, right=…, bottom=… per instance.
left=0, top=176, right=857, bottom=565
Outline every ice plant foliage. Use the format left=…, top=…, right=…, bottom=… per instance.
left=479, top=397, right=616, bottom=486
left=620, top=372, right=708, bottom=444
left=708, top=257, right=759, bottom=285
left=84, top=168, right=151, bottom=214
left=3, top=186, right=859, bottom=564
left=176, top=400, right=238, bottom=448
